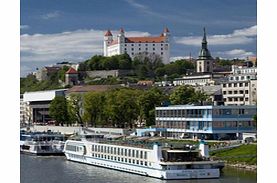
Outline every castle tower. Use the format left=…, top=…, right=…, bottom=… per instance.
left=117, top=28, right=125, bottom=43
left=117, top=28, right=125, bottom=54
left=104, top=30, right=113, bottom=56
left=196, top=28, right=214, bottom=73
left=162, top=27, right=170, bottom=42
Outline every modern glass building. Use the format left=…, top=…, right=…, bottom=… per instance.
left=155, top=105, right=257, bottom=140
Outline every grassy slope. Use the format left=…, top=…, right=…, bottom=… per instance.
left=210, top=144, right=257, bottom=165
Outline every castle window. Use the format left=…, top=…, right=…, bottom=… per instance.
left=131, top=44, right=134, bottom=46
left=131, top=48, right=134, bottom=51
left=139, top=48, right=141, bottom=50
left=153, top=44, right=155, bottom=46
left=153, top=48, right=155, bottom=50
left=139, top=44, right=141, bottom=46
left=132, top=52, right=134, bottom=55
left=145, top=44, right=148, bottom=46
left=161, top=52, right=163, bottom=55
left=145, top=48, right=148, bottom=51
left=161, top=44, right=163, bottom=46
left=161, top=48, right=163, bottom=50
left=124, top=48, right=127, bottom=51
left=125, top=44, right=127, bottom=46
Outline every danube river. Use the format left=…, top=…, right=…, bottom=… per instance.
left=20, top=154, right=256, bottom=183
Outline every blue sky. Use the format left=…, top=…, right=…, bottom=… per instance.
left=20, top=0, right=257, bottom=77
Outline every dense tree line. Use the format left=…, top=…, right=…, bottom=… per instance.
left=78, top=53, right=195, bottom=81
left=49, top=86, right=210, bottom=127
left=20, top=66, right=70, bottom=94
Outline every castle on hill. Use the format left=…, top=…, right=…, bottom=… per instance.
left=103, top=28, right=170, bottom=64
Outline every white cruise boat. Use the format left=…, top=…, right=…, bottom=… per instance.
left=63, top=135, right=223, bottom=180
left=20, top=132, right=66, bottom=155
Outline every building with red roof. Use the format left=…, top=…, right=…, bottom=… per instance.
left=65, top=67, right=78, bottom=86
left=104, top=27, right=170, bottom=64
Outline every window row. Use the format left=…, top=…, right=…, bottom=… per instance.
left=128, top=52, right=164, bottom=56
left=224, top=97, right=249, bottom=102
left=156, top=109, right=212, bottom=118
left=213, top=121, right=256, bottom=128
left=223, top=90, right=249, bottom=95
left=125, top=47, right=164, bottom=51
left=91, top=145, right=147, bottom=159
left=91, top=153, right=150, bottom=166
left=125, top=43, right=168, bottom=46
left=222, top=82, right=249, bottom=88
left=156, top=121, right=211, bottom=129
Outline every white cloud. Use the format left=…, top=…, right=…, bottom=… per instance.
left=41, top=11, right=61, bottom=20
left=20, top=25, right=30, bottom=30
left=175, top=25, right=257, bottom=46
left=216, top=49, right=254, bottom=59
left=20, top=29, right=150, bottom=75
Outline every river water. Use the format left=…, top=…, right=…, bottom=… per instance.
left=20, top=154, right=256, bottom=183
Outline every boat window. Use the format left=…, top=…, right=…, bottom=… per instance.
left=144, top=161, right=147, bottom=166
left=140, top=151, right=143, bottom=159
left=136, top=150, right=139, bottom=158
left=144, top=152, right=147, bottom=159
left=132, top=150, right=135, bottom=157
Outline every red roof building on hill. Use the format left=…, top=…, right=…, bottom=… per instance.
left=103, top=27, right=171, bottom=64
left=66, top=67, right=78, bottom=74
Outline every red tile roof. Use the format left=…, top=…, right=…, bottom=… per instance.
left=66, top=67, right=78, bottom=74
left=125, top=36, right=166, bottom=43
left=104, top=30, right=113, bottom=36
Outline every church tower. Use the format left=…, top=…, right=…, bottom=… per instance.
left=196, top=28, right=214, bottom=73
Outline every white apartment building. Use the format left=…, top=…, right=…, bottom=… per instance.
left=221, top=79, right=257, bottom=106
left=103, top=28, right=170, bottom=64
left=228, top=65, right=257, bottom=81
left=221, top=65, right=257, bottom=106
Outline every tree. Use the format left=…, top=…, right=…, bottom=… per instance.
left=83, top=92, right=105, bottom=127
left=191, top=90, right=209, bottom=105
left=169, top=85, right=196, bottom=105
left=49, top=96, right=69, bottom=126
left=67, top=93, right=84, bottom=125
left=104, top=88, right=140, bottom=128
left=138, top=87, right=165, bottom=126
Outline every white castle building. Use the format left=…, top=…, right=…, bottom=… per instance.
left=103, top=28, right=170, bottom=64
